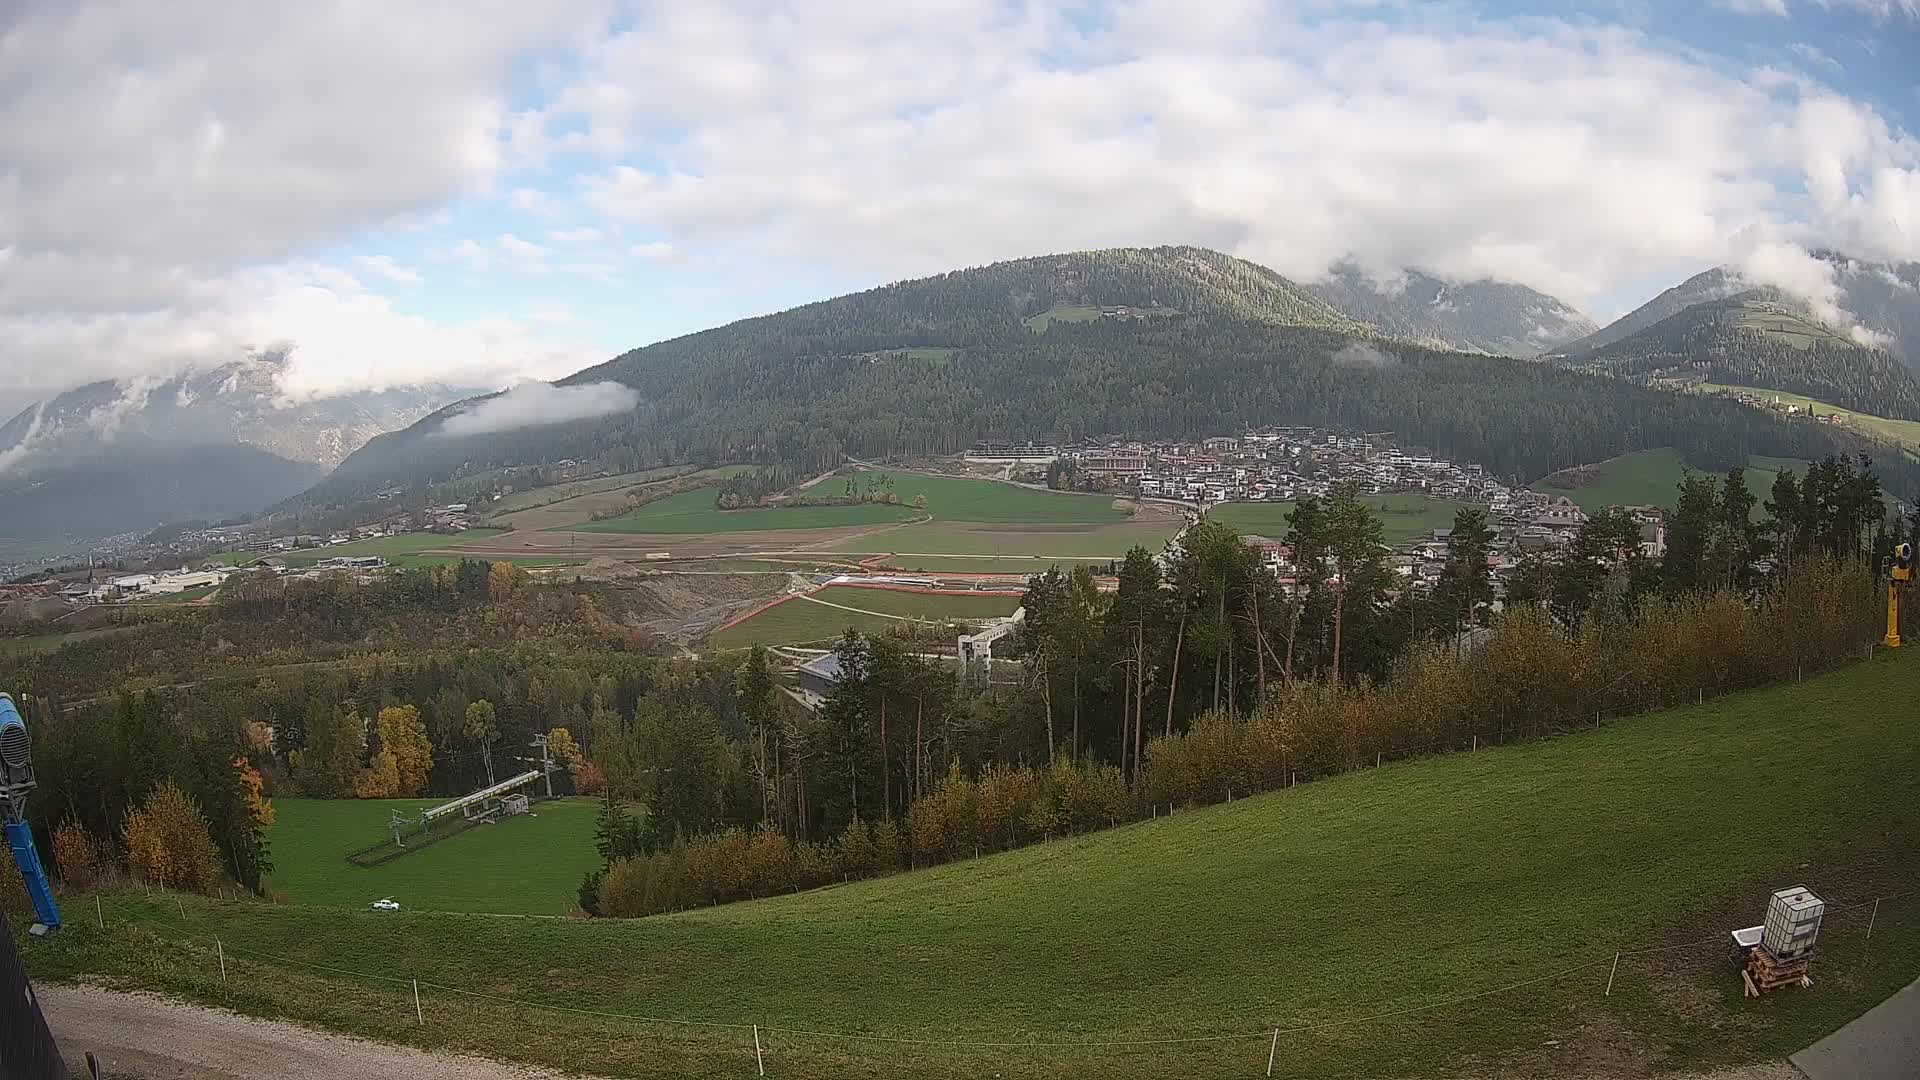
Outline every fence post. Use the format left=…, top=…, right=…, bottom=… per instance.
left=754, top=1024, right=766, bottom=1077
left=1471, top=734, right=1478, bottom=753
left=413, top=979, right=424, bottom=1026
left=1376, top=752, right=1382, bottom=769
left=1267, top=1026, right=1280, bottom=1077
left=95, top=895, right=103, bottom=931
left=177, top=896, right=185, bottom=920
left=1605, top=952, right=1620, bottom=996
left=216, top=937, right=226, bottom=982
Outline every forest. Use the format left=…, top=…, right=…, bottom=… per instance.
left=303, top=248, right=1920, bottom=508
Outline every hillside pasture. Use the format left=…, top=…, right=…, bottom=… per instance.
left=265, top=796, right=599, bottom=916
left=1704, top=383, right=1920, bottom=455
left=486, top=465, right=698, bottom=516
left=49, top=652, right=1920, bottom=1079
left=1534, top=448, right=1796, bottom=513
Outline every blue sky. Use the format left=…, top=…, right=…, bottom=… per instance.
left=5, top=0, right=1918, bottom=406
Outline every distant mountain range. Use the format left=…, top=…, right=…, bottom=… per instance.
left=1306, top=263, right=1597, bottom=356
left=0, top=359, right=473, bottom=539
left=305, top=245, right=1918, bottom=510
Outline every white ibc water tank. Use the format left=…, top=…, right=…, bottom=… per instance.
left=1761, top=885, right=1825, bottom=960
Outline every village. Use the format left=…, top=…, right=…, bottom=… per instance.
left=990, top=428, right=1668, bottom=598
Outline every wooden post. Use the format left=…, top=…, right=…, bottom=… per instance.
left=95, top=895, right=103, bottom=930
left=1471, top=734, right=1478, bottom=753
left=754, top=1024, right=766, bottom=1077
left=177, top=896, right=185, bottom=920
left=413, top=979, right=424, bottom=1025
left=1605, top=952, right=1620, bottom=996
left=216, top=937, right=226, bottom=982
left=1376, top=752, right=1381, bottom=769
left=1267, top=1027, right=1280, bottom=1077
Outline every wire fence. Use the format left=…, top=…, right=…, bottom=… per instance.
left=73, top=884, right=1918, bottom=1076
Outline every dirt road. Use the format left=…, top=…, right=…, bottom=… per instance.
left=42, top=984, right=601, bottom=1080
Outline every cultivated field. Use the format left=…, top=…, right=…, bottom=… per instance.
left=44, top=651, right=1920, bottom=1079
left=710, top=585, right=1021, bottom=648
left=486, top=465, right=697, bottom=516
left=199, top=530, right=558, bottom=571
left=577, top=489, right=922, bottom=535
left=266, top=797, right=598, bottom=916
left=1208, top=495, right=1471, bottom=546
left=1534, top=448, right=1797, bottom=513
left=491, top=466, right=753, bottom=532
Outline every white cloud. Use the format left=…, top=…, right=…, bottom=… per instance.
left=560, top=9, right=1920, bottom=313
left=1713, top=0, right=1789, bottom=15
left=630, top=241, right=680, bottom=263
left=0, top=0, right=605, bottom=401
left=437, top=381, right=638, bottom=436
left=354, top=255, right=425, bottom=284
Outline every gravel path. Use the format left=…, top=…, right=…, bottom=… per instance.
left=42, top=985, right=604, bottom=1080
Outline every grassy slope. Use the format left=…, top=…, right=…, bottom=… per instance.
left=486, top=466, right=697, bottom=516
left=1704, top=383, right=1920, bottom=455
left=31, top=653, right=1920, bottom=1079
left=1209, top=495, right=1472, bottom=545
left=1535, top=448, right=1795, bottom=513
left=265, top=797, right=599, bottom=916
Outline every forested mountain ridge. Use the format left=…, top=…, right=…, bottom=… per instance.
left=1305, top=263, right=1597, bottom=356
left=1572, top=297, right=1920, bottom=421
left=1561, top=253, right=1920, bottom=367
left=302, top=247, right=1920, bottom=507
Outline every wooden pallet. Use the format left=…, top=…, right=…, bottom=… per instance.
left=1744, top=948, right=1813, bottom=996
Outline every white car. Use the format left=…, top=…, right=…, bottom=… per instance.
left=370, top=898, right=400, bottom=911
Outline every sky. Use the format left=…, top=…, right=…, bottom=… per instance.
left=1, top=0, right=1917, bottom=411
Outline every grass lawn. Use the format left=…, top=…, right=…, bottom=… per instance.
left=487, top=465, right=697, bottom=516
left=132, top=585, right=219, bottom=604
left=573, top=490, right=921, bottom=534
left=1705, top=383, right=1920, bottom=455
left=264, top=797, right=599, bottom=916
left=37, top=652, right=1920, bottom=1079
left=709, top=586, right=1017, bottom=649
left=1534, top=448, right=1796, bottom=513
left=1209, top=495, right=1472, bottom=546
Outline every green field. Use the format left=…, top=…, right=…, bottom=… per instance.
left=1023, top=304, right=1103, bottom=331
left=1705, top=383, right=1920, bottom=454
left=1534, top=448, right=1797, bottom=513
left=39, top=652, right=1920, bottom=1078
left=574, top=490, right=922, bottom=534
left=202, top=531, right=510, bottom=570
left=577, top=472, right=1130, bottom=537
left=859, top=472, right=1128, bottom=524
left=487, top=465, right=698, bottom=516
left=710, top=586, right=1019, bottom=648
left=1208, top=495, right=1472, bottom=546
left=265, top=797, right=599, bottom=916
